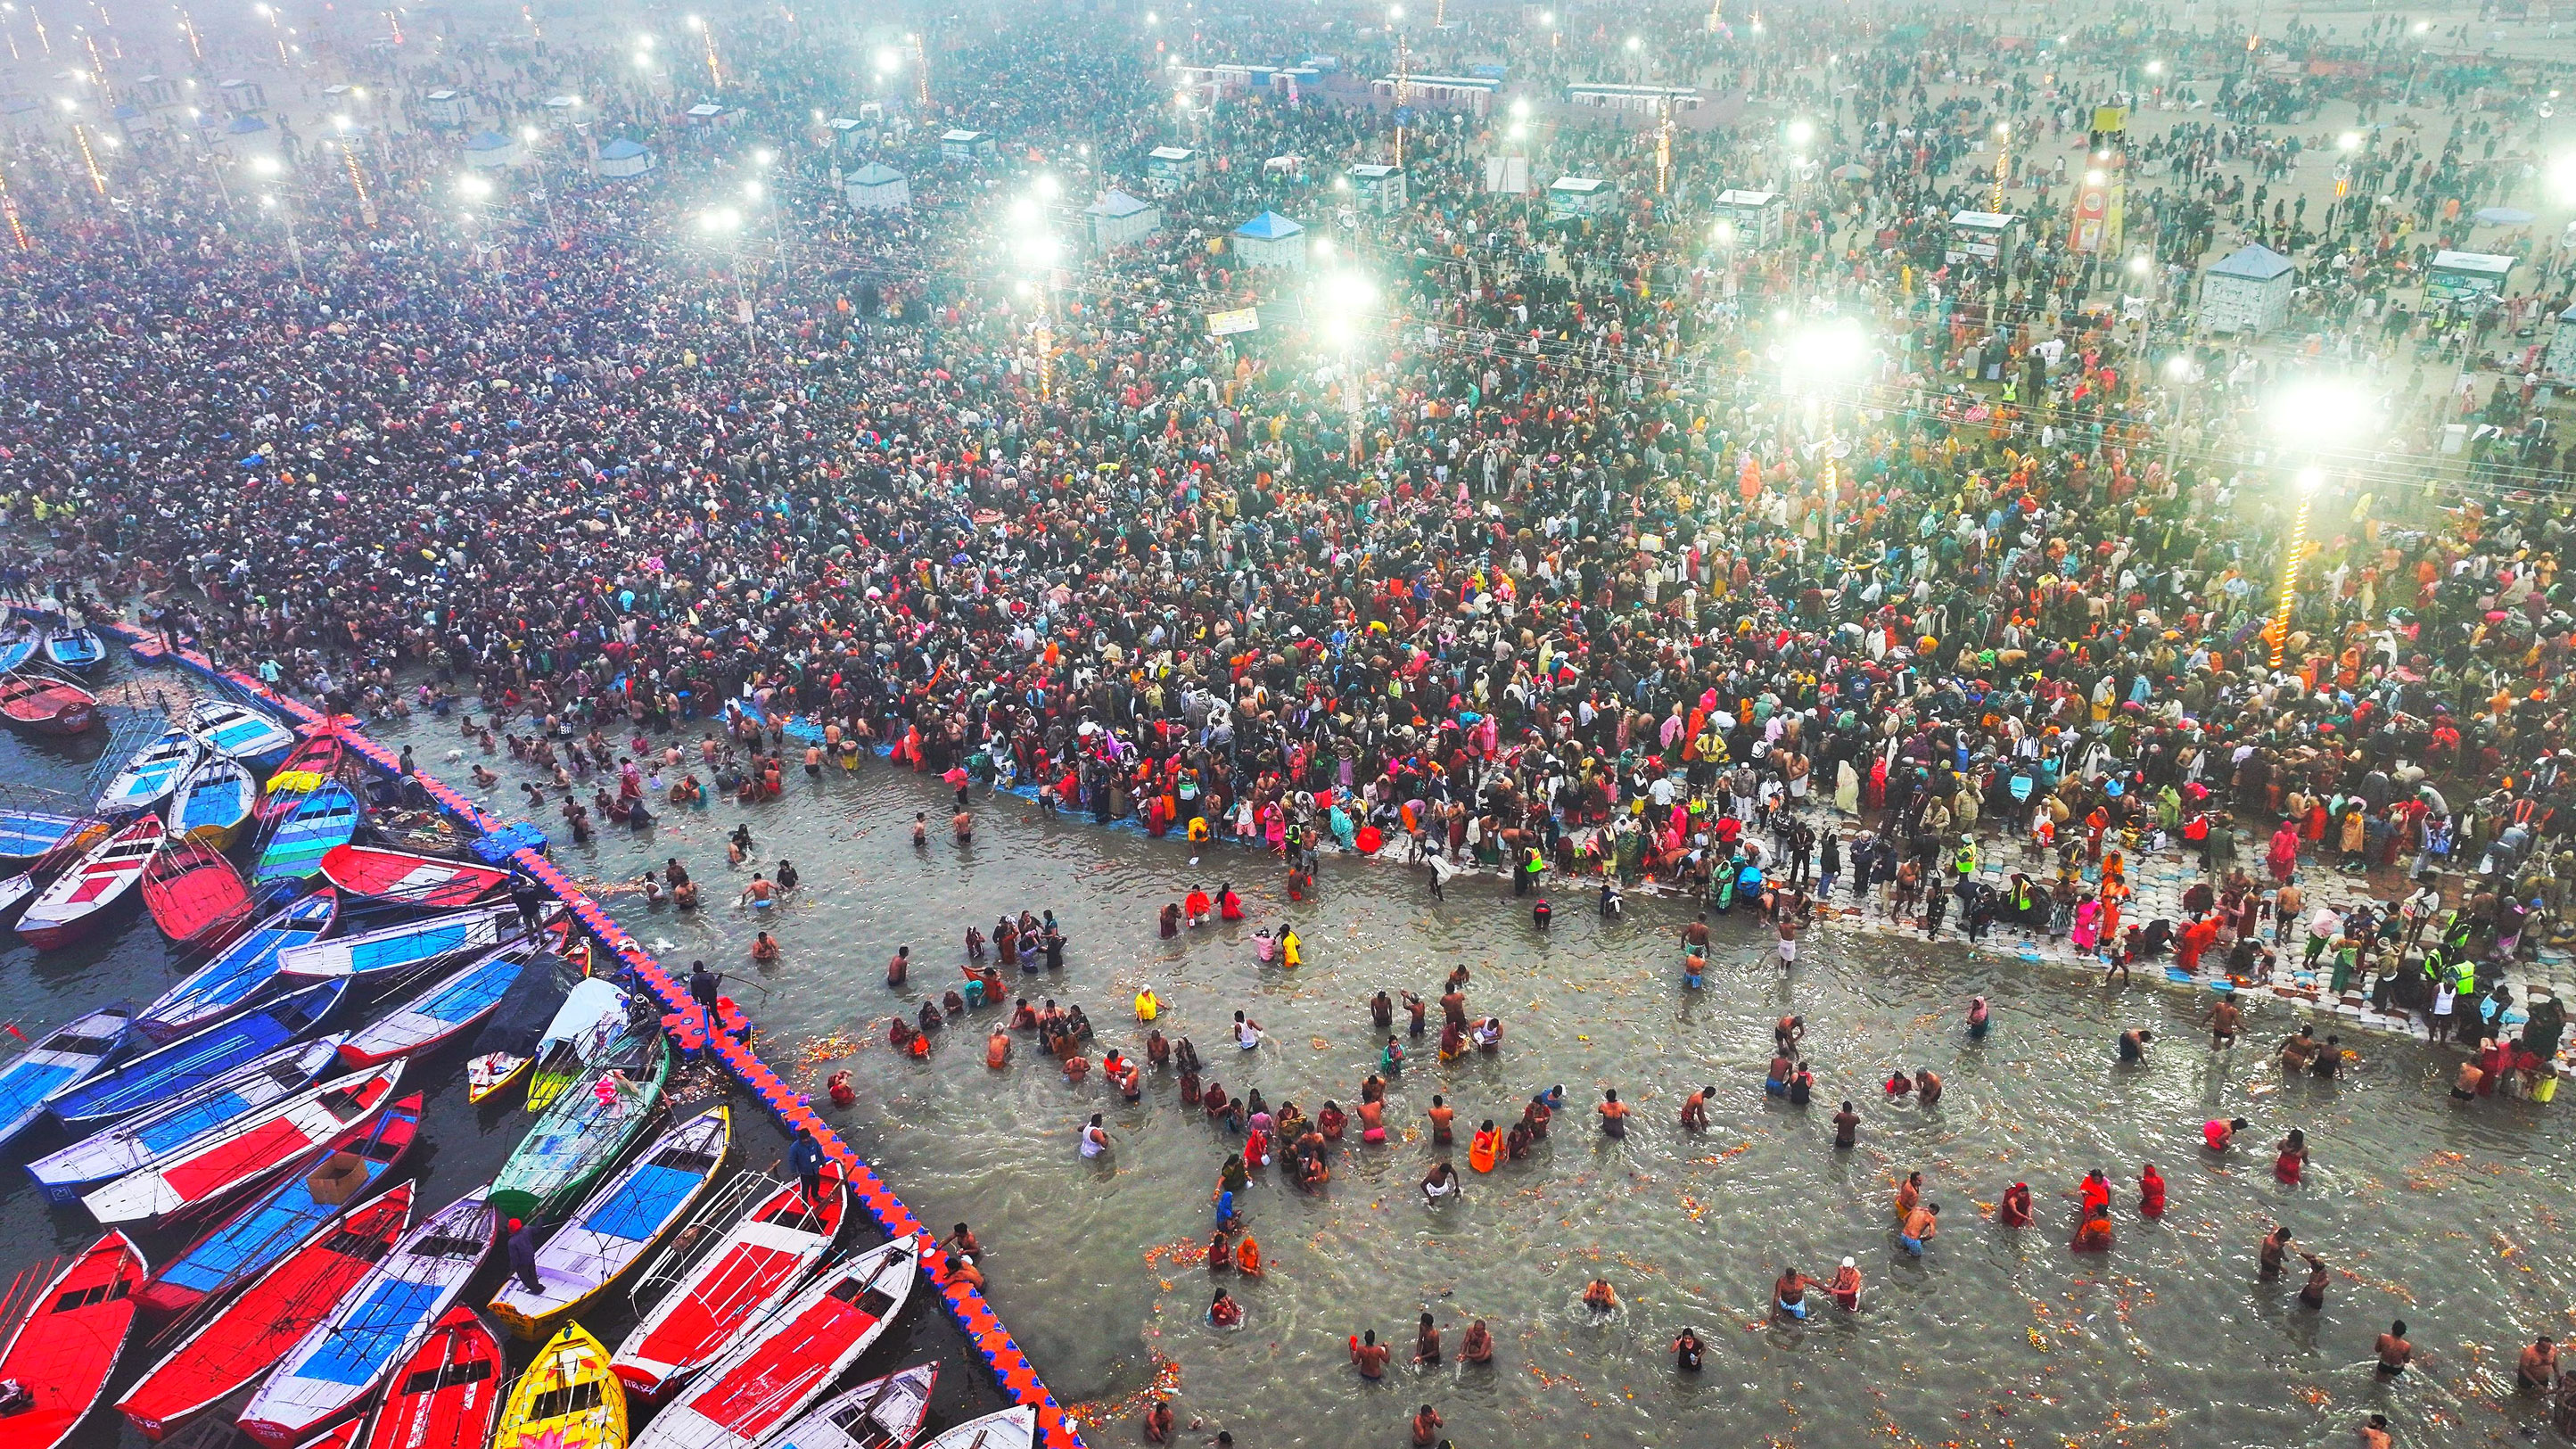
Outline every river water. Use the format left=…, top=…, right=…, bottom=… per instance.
left=0, top=691, right=2565, bottom=1449
left=354, top=712, right=2576, bottom=1449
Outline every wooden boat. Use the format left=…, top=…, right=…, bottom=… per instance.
left=51, top=979, right=344, bottom=1131
left=466, top=1051, right=531, bottom=1106
left=81, top=1060, right=401, bottom=1227
left=295, top=1423, right=363, bottom=1449
left=629, top=1238, right=918, bottom=1449
left=317, top=843, right=513, bottom=908
left=0, top=623, right=37, bottom=673
left=340, top=941, right=535, bottom=1068
left=113, top=1184, right=415, bottom=1441
left=0, top=808, right=86, bottom=861
left=358, top=1305, right=504, bottom=1449
left=277, top=903, right=518, bottom=983
left=490, top=1321, right=628, bottom=1449
left=172, top=753, right=259, bottom=848
left=0, top=668, right=99, bottom=735
left=143, top=836, right=255, bottom=951
left=189, top=699, right=296, bottom=770
left=27, top=1035, right=344, bottom=1204
left=252, top=782, right=361, bottom=885
left=914, top=1408, right=1037, bottom=1449
left=19, top=813, right=164, bottom=949
left=257, top=730, right=345, bottom=825
left=43, top=625, right=105, bottom=673
left=490, top=1031, right=669, bottom=1221
left=525, top=976, right=636, bottom=1112
left=0, top=1001, right=133, bottom=1148
left=613, top=1165, right=847, bottom=1396
left=237, top=1186, right=498, bottom=1449
left=767, top=1363, right=939, bottom=1449
left=140, top=888, right=339, bottom=1042
left=98, top=728, right=204, bottom=816
left=137, top=1091, right=421, bottom=1316
left=490, top=1107, right=729, bottom=1339
left=0, top=1232, right=148, bottom=1449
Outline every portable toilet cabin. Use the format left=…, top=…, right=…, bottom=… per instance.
left=1546, top=175, right=1611, bottom=220
left=1086, top=188, right=1161, bottom=250
left=593, top=137, right=656, bottom=177
left=1943, top=210, right=2023, bottom=272
left=131, top=74, right=179, bottom=110
left=844, top=161, right=910, bottom=210
left=1711, top=189, right=1784, bottom=246
left=1146, top=145, right=1203, bottom=191
left=2196, top=243, right=2296, bottom=335
left=1348, top=162, right=1406, bottom=213
left=218, top=78, right=267, bottom=114
left=941, top=128, right=995, bottom=164
left=1230, top=210, right=1307, bottom=269
left=419, top=87, right=469, bottom=128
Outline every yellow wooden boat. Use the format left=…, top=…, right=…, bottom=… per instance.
left=492, top=1321, right=627, bottom=1449
left=467, top=1050, right=531, bottom=1106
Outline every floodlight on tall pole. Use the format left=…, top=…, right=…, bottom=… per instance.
left=1780, top=317, right=1867, bottom=508
left=0, top=162, right=29, bottom=251
left=1989, top=121, right=2009, bottom=212
left=911, top=32, right=930, bottom=109
left=2262, top=378, right=2374, bottom=668
left=685, top=14, right=720, bottom=88
left=1319, top=269, right=1379, bottom=464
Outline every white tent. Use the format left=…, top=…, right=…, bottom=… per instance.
left=461, top=129, right=522, bottom=169
left=845, top=161, right=910, bottom=210
left=1086, top=189, right=1161, bottom=250
left=1230, top=210, right=1307, bottom=269
left=594, top=138, right=655, bottom=177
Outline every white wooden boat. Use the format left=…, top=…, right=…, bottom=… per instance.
left=628, top=1238, right=918, bottom=1449
left=80, top=1060, right=402, bottom=1226
left=767, top=1363, right=939, bottom=1449
left=490, top=1107, right=728, bottom=1339
left=236, top=1185, right=498, bottom=1448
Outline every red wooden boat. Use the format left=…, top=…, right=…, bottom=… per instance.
left=357, top=1304, right=504, bottom=1449
left=612, top=1165, right=848, bottom=1396
left=114, top=1184, right=414, bottom=1441
left=0, top=669, right=98, bottom=736
left=317, top=844, right=513, bottom=908
left=258, top=730, right=346, bottom=826
left=19, top=815, right=164, bottom=950
left=0, top=1231, right=148, bottom=1449
left=633, top=1238, right=917, bottom=1449
left=141, top=837, right=255, bottom=951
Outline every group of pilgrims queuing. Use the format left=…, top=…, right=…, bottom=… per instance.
left=3, top=0, right=2576, bottom=1442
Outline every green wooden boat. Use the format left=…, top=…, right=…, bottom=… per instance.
left=490, top=1028, right=669, bottom=1221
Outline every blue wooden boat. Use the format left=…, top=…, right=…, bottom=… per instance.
left=139, top=888, right=338, bottom=1043
left=0, top=809, right=82, bottom=862
left=47, top=979, right=344, bottom=1132
left=96, top=728, right=203, bottom=816
left=0, top=625, right=37, bottom=674
left=252, top=782, right=360, bottom=886
left=188, top=699, right=295, bottom=771
left=170, top=753, right=257, bottom=849
left=238, top=1186, right=498, bottom=1448
left=340, top=940, right=535, bottom=1066
left=25, top=1035, right=343, bottom=1203
left=489, top=1106, right=729, bottom=1338
left=44, top=626, right=104, bottom=674
left=135, top=1090, right=421, bottom=1315
left=0, top=1002, right=133, bottom=1148
left=276, top=903, right=518, bottom=984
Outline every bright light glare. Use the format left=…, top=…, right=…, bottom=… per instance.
left=2269, top=378, right=2375, bottom=450
left=744, top=180, right=764, bottom=201
left=699, top=205, right=742, bottom=231
left=2162, top=355, right=2192, bottom=381
left=753, top=147, right=774, bottom=167
left=1013, top=233, right=1060, bottom=268
left=1782, top=318, right=1867, bottom=391
left=2144, top=61, right=2164, bottom=75
left=1508, top=122, right=1527, bottom=140
left=1510, top=98, right=1530, bottom=119
left=873, top=47, right=899, bottom=73
left=1033, top=173, right=1062, bottom=201
left=2550, top=154, right=2576, bottom=201
left=2294, top=466, right=2325, bottom=495
left=457, top=174, right=493, bottom=200
left=2338, top=131, right=2362, bottom=152
left=1785, top=119, right=1815, bottom=148
left=685, top=13, right=704, bottom=29
left=1712, top=220, right=1735, bottom=245
left=251, top=155, right=281, bottom=175
left=1008, top=196, right=1041, bottom=226
left=1318, top=270, right=1378, bottom=342
left=520, top=126, right=539, bottom=142
left=2128, top=254, right=2151, bottom=276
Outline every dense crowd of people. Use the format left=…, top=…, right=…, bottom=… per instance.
left=2, top=5, right=2572, bottom=1054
